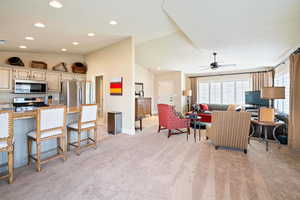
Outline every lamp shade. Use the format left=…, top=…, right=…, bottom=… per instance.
left=261, top=87, right=285, bottom=99
left=183, top=89, right=192, bottom=97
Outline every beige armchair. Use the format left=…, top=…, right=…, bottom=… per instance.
left=206, top=111, right=251, bottom=154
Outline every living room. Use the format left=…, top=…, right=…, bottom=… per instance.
left=1, top=0, right=300, bottom=200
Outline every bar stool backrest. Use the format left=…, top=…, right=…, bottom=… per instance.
left=36, top=106, right=66, bottom=139
left=0, top=111, right=13, bottom=149
left=79, top=104, right=98, bottom=129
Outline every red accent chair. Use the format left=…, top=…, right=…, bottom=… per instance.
left=157, top=104, right=190, bottom=138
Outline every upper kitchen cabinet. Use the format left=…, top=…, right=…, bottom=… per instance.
left=13, top=68, right=46, bottom=81
left=61, top=72, right=75, bottom=81
left=31, top=69, right=46, bottom=81
left=13, top=68, right=31, bottom=80
left=75, top=74, right=87, bottom=81
left=46, top=72, right=61, bottom=92
left=0, top=67, right=13, bottom=91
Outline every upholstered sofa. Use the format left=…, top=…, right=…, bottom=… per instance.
left=191, top=103, right=241, bottom=123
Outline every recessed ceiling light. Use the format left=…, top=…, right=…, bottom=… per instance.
left=34, top=22, right=46, bottom=28
left=0, top=40, right=6, bottom=45
left=19, top=45, right=27, bottom=49
left=49, top=0, right=63, bottom=8
left=157, top=67, right=161, bottom=70
left=72, top=42, right=79, bottom=45
left=61, top=48, right=67, bottom=52
left=25, top=36, right=34, bottom=41
left=88, top=33, right=95, bottom=37
left=110, top=20, right=118, bottom=25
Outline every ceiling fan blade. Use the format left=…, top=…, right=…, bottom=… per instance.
left=219, top=64, right=236, bottom=68
left=198, top=66, right=211, bottom=70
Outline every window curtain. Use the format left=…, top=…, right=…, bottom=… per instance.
left=251, top=71, right=274, bottom=91
left=190, top=78, right=198, bottom=105
left=288, top=52, right=300, bottom=149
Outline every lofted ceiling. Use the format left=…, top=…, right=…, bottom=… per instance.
left=0, top=0, right=176, bottom=54
left=0, top=0, right=299, bottom=74
left=162, top=0, right=300, bottom=69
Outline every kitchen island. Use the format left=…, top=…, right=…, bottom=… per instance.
left=0, top=106, right=91, bottom=171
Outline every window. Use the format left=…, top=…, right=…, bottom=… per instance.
left=275, top=72, right=289, bottom=113
left=198, top=82, right=209, bottom=103
left=210, top=82, right=221, bottom=104
left=236, top=80, right=251, bottom=105
left=197, top=78, right=251, bottom=105
left=222, top=81, right=235, bottom=104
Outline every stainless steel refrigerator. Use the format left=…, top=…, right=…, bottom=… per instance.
left=60, top=80, right=93, bottom=107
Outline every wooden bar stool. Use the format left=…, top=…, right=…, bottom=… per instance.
left=0, top=110, right=14, bottom=184
left=67, top=104, right=98, bottom=155
left=27, top=106, right=67, bottom=172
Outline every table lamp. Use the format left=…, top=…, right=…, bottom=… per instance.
left=261, top=87, right=285, bottom=108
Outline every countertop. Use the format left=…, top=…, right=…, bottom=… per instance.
left=12, top=106, right=80, bottom=120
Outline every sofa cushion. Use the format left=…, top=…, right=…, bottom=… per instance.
left=200, top=104, right=209, bottom=111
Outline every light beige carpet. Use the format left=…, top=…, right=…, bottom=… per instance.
left=1, top=117, right=300, bottom=200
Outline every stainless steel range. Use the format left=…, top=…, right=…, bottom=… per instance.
left=13, top=97, right=48, bottom=112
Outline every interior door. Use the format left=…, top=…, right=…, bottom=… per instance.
left=158, top=80, right=175, bottom=105
left=95, top=76, right=104, bottom=117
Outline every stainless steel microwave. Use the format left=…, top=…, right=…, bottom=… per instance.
left=14, top=80, right=48, bottom=94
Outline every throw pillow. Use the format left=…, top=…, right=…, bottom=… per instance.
left=200, top=104, right=209, bottom=111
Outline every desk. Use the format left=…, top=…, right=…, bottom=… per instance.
left=250, top=120, right=285, bottom=151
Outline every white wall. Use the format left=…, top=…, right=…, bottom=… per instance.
left=85, top=37, right=135, bottom=135
left=135, top=64, right=155, bottom=113
left=154, top=71, right=185, bottom=114
left=0, top=51, right=84, bottom=72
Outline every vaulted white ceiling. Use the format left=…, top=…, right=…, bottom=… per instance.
left=1, top=0, right=299, bottom=74
left=137, top=0, right=300, bottom=74
left=0, top=0, right=176, bottom=54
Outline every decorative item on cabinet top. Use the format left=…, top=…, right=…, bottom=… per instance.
left=71, top=62, right=87, bottom=74
left=30, top=61, right=48, bottom=70
left=7, top=57, right=24, bottom=66
left=52, top=62, right=68, bottom=72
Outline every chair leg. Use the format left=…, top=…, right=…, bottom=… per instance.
left=168, top=130, right=171, bottom=138
left=27, top=137, right=32, bottom=166
left=36, top=142, right=41, bottom=172
left=76, top=131, right=81, bottom=156
left=158, top=125, right=161, bottom=133
left=194, top=129, right=196, bottom=143
left=57, top=137, right=61, bottom=154
left=199, top=129, right=201, bottom=142
left=60, top=135, right=66, bottom=161
left=94, top=128, right=98, bottom=149
left=8, top=150, right=13, bottom=184
left=244, top=149, right=248, bottom=154
left=67, top=128, right=71, bottom=151
left=87, top=130, right=90, bottom=145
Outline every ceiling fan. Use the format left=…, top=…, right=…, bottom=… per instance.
left=199, top=52, right=236, bottom=70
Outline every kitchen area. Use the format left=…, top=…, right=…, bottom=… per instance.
left=0, top=60, right=94, bottom=171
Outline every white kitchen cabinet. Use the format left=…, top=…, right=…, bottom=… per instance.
left=13, top=68, right=31, bottom=80
left=31, top=70, right=46, bottom=81
left=46, top=72, right=61, bottom=92
left=75, top=74, right=86, bottom=81
left=0, top=67, right=13, bottom=91
left=61, top=72, right=75, bottom=81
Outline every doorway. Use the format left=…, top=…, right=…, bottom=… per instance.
left=95, top=76, right=104, bottom=119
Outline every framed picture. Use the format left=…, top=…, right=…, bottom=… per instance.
left=135, top=82, right=144, bottom=97
left=110, top=77, right=123, bottom=96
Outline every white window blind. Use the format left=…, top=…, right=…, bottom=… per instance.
left=236, top=80, right=251, bottom=105
left=210, top=82, right=221, bottom=104
left=198, top=82, right=209, bottom=103
left=222, top=81, right=235, bottom=104
left=197, top=78, right=251, bottom=105
left=275, top=72, right=289, bottom=113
